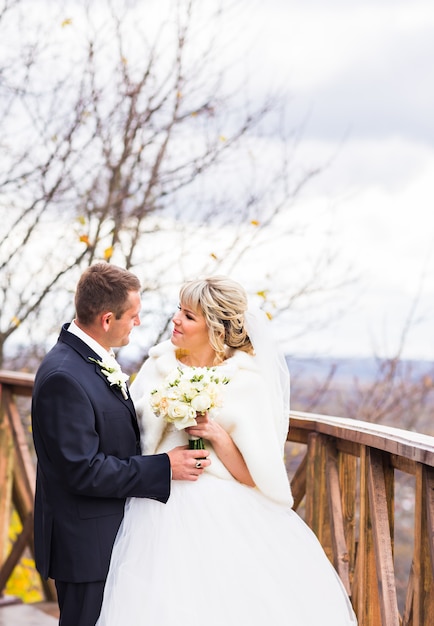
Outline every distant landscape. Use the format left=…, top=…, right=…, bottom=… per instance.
left=287, top=355, right=434, bottom=385
left=287, top=355, right=434, bottom=436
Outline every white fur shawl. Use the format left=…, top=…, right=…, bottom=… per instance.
left=131, top=340, right=293, bottom=507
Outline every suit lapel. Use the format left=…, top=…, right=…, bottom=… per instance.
left=59, top=324, right=140, bottom=436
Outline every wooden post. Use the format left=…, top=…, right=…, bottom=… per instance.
left=412, top=465, right=434, bottom=625
left=305, top=432, right=332, bottom=559
left=339, top=450, right=358, bottom=589
left=356, top=445, right=382, bottom=625
left=0, top=382, right=57, bottom=601
left=367, top=448, right=399, bottom=625
left=325, top=440, right=351, bottom=595
left=290, top=451, right=307, bottom=511
left=0, top=401, right=14, bottom=564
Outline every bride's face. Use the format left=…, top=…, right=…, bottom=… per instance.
left=171, top=302, right=210, bottom=352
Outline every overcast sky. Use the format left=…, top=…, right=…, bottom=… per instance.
left=5, top=0, right=434, bottom=361
left=236, top=0, right=434, bottom=360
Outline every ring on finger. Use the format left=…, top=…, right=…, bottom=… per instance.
left=195, top=461, right=202, bottom=469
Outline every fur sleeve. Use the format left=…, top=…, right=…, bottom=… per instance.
left=220, top=356, right=293, bottom=506
left=130, top=341, right=177, bottom=455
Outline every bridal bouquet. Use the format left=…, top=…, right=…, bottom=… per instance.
left=150, top=366, right=229, bottom=449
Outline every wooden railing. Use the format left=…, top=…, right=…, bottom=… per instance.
left=288, top=412, right=434, bottom=626
left=0, top=371, right=56, bottom=602
left=1, top=370, right=434, bottom=624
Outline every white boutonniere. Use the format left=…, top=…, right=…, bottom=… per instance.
left=89, top=357, right=129, bottom=399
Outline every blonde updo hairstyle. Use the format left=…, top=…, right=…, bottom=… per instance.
left=179, top=276, right=254, bottom=364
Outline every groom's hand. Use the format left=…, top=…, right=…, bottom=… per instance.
left=167, top=446, right=211, bottom=481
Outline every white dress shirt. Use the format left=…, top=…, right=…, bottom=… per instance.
left=67, top=319, right=115, bottom=363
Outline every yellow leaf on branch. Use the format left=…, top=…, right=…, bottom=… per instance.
left=79, top=235, right=90, bottom=245
left=61, top=18, right=73, bottom=27
left=256, top=290, right=268, bottom=300
left=6, top=510, right=43, bottom=602
left=104, top=246, right=113, bottom=260
left=250, top=219, right=260, bottom=227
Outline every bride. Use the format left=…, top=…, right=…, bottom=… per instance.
left=97, top=276, right=357, bottom=625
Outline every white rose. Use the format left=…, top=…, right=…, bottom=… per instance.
left=167, top=401, right=197, bottom=429
left=150, top=392, right=170, bottom=418
left=166, top=368, right=182, bottom=386
left=191, top=392, right=212, bottom=413
left=167, top=386, right=181, bottom=402
left=167, top=400, right=189, bottom=419
left=200, top=369, right=213, bottom=384
left=178, top=380, right=198, bottom=402
left=150, top=389, right=162, bottom=409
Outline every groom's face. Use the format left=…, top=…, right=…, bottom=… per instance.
left=105, top=290, right=141, bottom=348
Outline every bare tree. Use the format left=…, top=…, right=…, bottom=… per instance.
left=290, top=284, right=434, bottom=435
left=0, top=0, right=349, bottom=369
left=340, top=283, right=434, bottom=434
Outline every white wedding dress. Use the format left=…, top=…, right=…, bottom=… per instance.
left=97, top=341, right=357, bottom=625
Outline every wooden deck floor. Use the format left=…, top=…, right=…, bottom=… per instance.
left=0, top=602, right=58, bottom=625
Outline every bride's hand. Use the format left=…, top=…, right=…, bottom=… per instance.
left=186, top=411, right=222, bottom=443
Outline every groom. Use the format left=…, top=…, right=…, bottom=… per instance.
left=31, top=263, right=210, bottom=626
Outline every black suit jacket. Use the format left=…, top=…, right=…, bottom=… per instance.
left=31, top=324, right=171, bottom=582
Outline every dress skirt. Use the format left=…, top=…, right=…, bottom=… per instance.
left=97, top=473, right=357, bottom=625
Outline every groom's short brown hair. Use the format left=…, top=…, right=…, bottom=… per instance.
left=75, top=263, right=141, bottom=325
